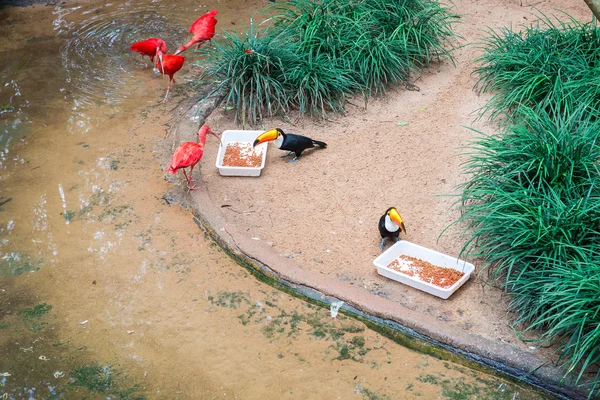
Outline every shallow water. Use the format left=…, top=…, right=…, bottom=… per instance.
left=0, top=1, right=551, bottom=399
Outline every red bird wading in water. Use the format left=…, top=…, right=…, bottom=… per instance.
left=167, top=125, right=220, bottom=192
left=130, top=38, right=167, bottom=68
left=155, top=49, right=185, bottom=102
left=174, top=10, right=218, bottom=55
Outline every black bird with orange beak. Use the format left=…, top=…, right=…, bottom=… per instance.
left=378, top=207, right=407, bottom=251
left=253, top=128, right=327, bottom=162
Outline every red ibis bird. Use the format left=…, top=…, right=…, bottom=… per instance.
left=155, top=50, right=185, bottom=102
left=166, top=125, right=221, bottom=192
left=130, top=38, right=167, bottom=68
left=174, top=10, right=218, bottom=55
left=378, top=207, right=407, bottom=251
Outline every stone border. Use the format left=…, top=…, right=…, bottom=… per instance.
left=161, top=93, right=591, bottom=400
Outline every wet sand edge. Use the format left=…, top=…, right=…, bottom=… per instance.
left=160, top=94, right=590, bottom=400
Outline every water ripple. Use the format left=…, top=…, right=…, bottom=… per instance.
left=0, top=80, right=29, bottom=172
left=52, top=0, right=205, bottom=134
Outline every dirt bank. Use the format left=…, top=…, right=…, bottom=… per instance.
left=201, top=0, right=589, bottom=353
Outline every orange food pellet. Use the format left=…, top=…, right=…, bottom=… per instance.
left=222, top=142, right=263, bottom=168
left=387, top=255, right=465, bottom=289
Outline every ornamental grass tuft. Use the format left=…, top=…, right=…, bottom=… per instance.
left=198, top=21, right=294, bottom=126
left=284, top=51, right=358, bottom=118
left=351, top=0, right=457, bottom=95
left=459, top=14, right=600, bottom=394
left=457, top=103, right=600, bottom=394
left=475, top=14, right=600, bottom=122
left=198, top=0, right=458, bottom=125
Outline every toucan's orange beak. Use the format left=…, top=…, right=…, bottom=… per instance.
left=389, top=208, right=406, bottom=235
left=253, top=129, right=278, bottom=147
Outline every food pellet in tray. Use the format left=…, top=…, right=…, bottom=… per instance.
left=222, top=142, right=263, bottom=167
left=387, top=255, right=465, bottom=289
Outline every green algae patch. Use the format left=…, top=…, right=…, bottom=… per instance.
left=29, top=321, right=48, bottom=332
left=98, top=204, right=136, bottom=228
left=354, top=384, right=392, bottom=400
left=69, top=363, right=147, bottom=399
left=335, top=345, right=352, bottom=361
left=70, top=363, right=115, bottom=392
left=208, top=290, right=250, bottom=309
left=19, top=303, right=52, bottom=320
left=332, top=335, right=371, bottom=362
left=12, top=261, right=41, bottom=275
left=0, top=255, right=43, bottom=276
left=237, top=308, right=258, bottom=325
left=63, top=210, right=76, bottom=223
left=413, top=372, right=544, bottom=400
left=352, top=336, right=366, bottom=348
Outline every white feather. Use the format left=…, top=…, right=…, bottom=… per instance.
left=385, top=215, right=399, bottom=232
left=273, top=134, right=284, bottom=149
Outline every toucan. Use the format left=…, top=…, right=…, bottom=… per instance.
left=252, top=128, right=327, bottom=162
left=378, top=207, right=407, bottom=251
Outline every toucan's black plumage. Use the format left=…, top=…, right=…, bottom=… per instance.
left=253, top=128, right=327, bottom=162
left=280, top=132, right=327, bottom=157
left=378, top=207, right=406, bottom=251
left=379, top=213, right=400, bottom=240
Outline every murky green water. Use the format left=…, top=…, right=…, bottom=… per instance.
left=0, top=1, right=553, bottom=399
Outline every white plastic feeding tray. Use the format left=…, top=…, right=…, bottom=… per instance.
left=373, top=241, right=475, bottom=299
left=215, top=130, right=268, bottom=177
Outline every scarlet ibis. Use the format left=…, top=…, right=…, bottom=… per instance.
left=378, top=207, right=407, bottom=251
left=167, top=125, right=221, bottom=192
left=155, top=51, right=185, bottom=102
left=253, top=128, right=327, bottom=162
left=130, top=38, right=167, bottom=69
left=174, top=10, right=218, bottom=55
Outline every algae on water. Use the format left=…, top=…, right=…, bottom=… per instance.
left=19, top=303, right=52, bottom=320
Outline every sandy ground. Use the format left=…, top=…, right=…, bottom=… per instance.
left=199, top=0, right=592, bottom=356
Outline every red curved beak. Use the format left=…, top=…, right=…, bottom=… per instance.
left=210, top=131, right=223, bottom=147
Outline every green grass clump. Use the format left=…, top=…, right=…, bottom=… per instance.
left=200, top=21, right=293, bottom=126
left=511, top=261, right=600, bottom=391
left=269, top=0, right=353, bottom=57
left=199, top=0, right=458, bottom=124
left=459, top=14, right=600, bottom=394
left=457, top=104, right=600, bottom=394
left=475, top=14, right=600, bottom=122
left=345, top=0, right=457, bottom=95
left=271, top=0, right=457, bottom=95
left=284, top=51, right=358, bottom=117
